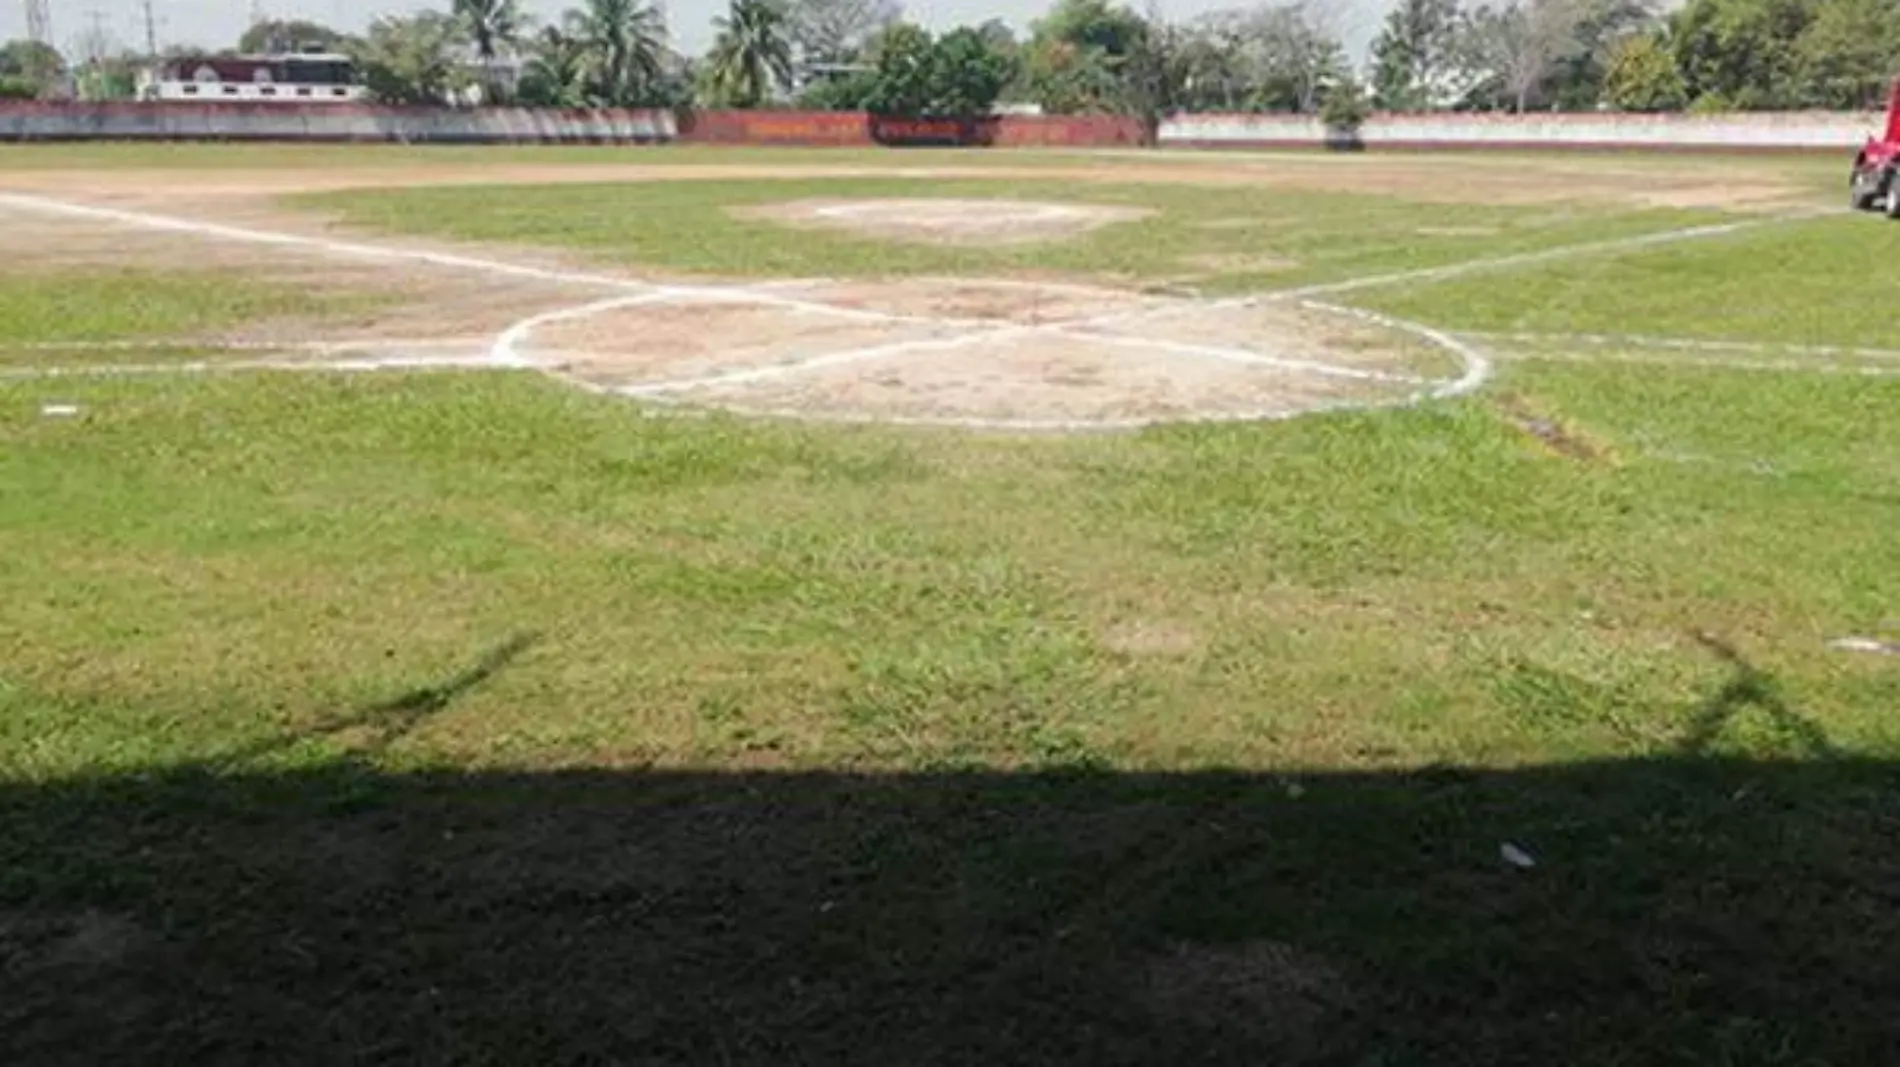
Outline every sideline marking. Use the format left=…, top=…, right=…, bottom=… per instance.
left=1459, top=330, right=1900, bottom=362
left=0, top=353, right=522, bottom=380
left=1065, top=207, right=1842, bottom=334
left=0, top=336, right=491, bottom=354
left=0, top=193, right=960, bottom=331
left=1484, top=347, right=1900, bottom=377
left=3, top=190, right=1663, bottom=428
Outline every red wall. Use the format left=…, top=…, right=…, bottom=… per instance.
left=0, top=102, right=1151, bottom=148
left=674, top=110, right=1150, bottom=148
left=677, top=110, right=872, bottom=146
left=994, top=115, right=1148, bottom=147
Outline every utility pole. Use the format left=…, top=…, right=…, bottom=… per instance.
left=24, top=0, right=52, bottom=48
left=80, top=8, right=112, bottom=61
left=142, top=0, right=159, bottom=58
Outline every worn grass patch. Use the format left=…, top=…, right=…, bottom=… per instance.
left=297, top=176, right=1723, bottom=294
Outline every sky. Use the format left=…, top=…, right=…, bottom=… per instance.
left=4, top=0, right=1393, bottom=64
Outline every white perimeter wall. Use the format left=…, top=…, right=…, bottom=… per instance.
left=1161, top=110, right=1890, bottom=151
left=0, top=104, right=678, bottom=144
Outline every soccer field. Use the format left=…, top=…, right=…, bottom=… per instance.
left=3, top=142, right=1896, bottom=1065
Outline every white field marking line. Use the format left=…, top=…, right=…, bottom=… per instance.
left=1305, top=300, right=1492, bottom=404
left=1458, top=330, right=1900, bottom=362
left=1, top=191, right=1501, bottom=423
left=623, top=300, right=1494, bottom=432
left=0, top=336, right=491, bottom=354
left=1485, top=347, right=1900, bottom=377
left=0, top=353, right=526, bottom=381
left=1056, top=208, right=1844, bottom=336
left=488, top=292, right=686, bottom=367
left=615, top=326, right=1028, bottom=395
left=523, top=294, right=1446, bottom=399
left=1284, top=207, right=1845, bottom=300
left=1043, top=325, right=1426, bottom=384
left=517, top=289, right=1482, bottom=409
left=813, top=201, right=1092, bottom=222
left=0, top=193, right=986, bottom=332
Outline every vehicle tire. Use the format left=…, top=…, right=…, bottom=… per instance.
left=1886, top=177, right=1900, bottom=219
left=1851, top=167, right=1882, bottom=211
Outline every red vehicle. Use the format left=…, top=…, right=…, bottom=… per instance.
left=1850, top=79, right=1900, bottom=217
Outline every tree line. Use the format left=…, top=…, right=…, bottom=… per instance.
left=2, top=0, right=1897, bottom=116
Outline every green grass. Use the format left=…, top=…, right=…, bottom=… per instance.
left=3, top=360, right=1898, bottom=1064
left=0, top=269, right=367, bottom=359
left=12, top=360, right=1892, bottom=778
left=298, top=176, right=1729, bottom=294
left=3, top=164, right=1898, bottom=1064
left=1365, top=214, right=1900, bottom=346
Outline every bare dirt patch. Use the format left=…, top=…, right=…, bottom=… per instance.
left=731, top=197, right=1153, bottom=246
left=1102, top=619, right=1200, bottom=657
left=2, top=196, right=1473, bottom=432
left=1177, top=252, right=1300, bottom=274
left=1417, top=224, right=1501, bottom=237
left=517, top=280, right=1468, bottom=430
left=0, top=152, right=1816, bottom=215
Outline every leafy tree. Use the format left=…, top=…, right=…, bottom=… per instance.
left=1021, top=38, right=1123, bottom=113
left=1022, top=0, right=1153, bottom=114
left=75, top=55, right=141, bottom=100
left=1371, top=0, right=1466, bottom=109
left=1793, top=0, right=1900, bottom=109
left=238, top=19, right=350, bottom=54
left=0, top=39, right=65, bottom=91
left=574, top=0, right=668, bottom=105
left=925, top=26, right=1017, bottom=114
left=706, top=0, right=795, bottom=106
left=352, top=12, right=471, bottom=105
left=1669, top=0, right=1814, bottom=109
left=1320, top=74, right=1372, bottom=131
left=1543, top=0, right=1661, bottom=109
left=858, top=22, right=935, bottom=113
left=796, top=68, right=877, bottom=108
left=0, top=76, right=38, bottom=100
left=846, top=21, right=1015, bottom=115
left=1601, top=29, right=1689, bottom=108
left=787, top=0, right=901, bottom=65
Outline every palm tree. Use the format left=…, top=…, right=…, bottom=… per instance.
left=574, top=0, right=668, bottom=106
left=519, top=20, right=594, bottom=107
left=707, top=0, right=794, bottom=108
left=452, top=0, right=526, bottom=101
left=454, top=0, right=525, bottom=61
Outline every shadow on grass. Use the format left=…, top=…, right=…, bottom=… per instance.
left=4, top=751, right=1898, bottom=1066
left=215, top=631, right=542, bottom=765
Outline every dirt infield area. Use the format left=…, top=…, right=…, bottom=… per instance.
left=0, top=177, right=1485, bottom=431
left=731, top=198, right=1155, bottom=245
left=3, top=144, right=1815, bottom=427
